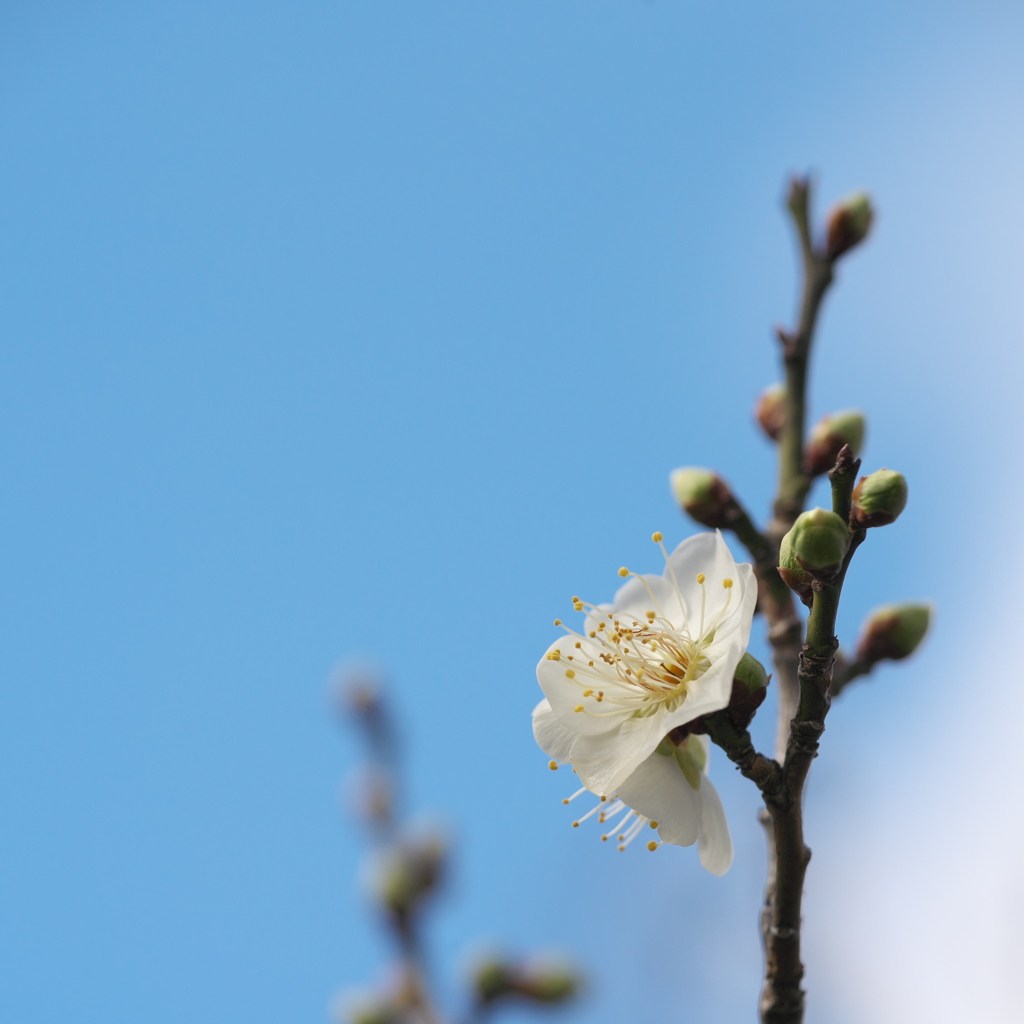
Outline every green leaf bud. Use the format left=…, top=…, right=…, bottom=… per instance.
left=670, top=467, right=734, bottom=529
left=826, top=191, right=874, bottom=260
left=754, top=384, right=786, bottom=442
left=856, top=603, right=932, bottom=665
left=804, top=409, right=866, bottom=477
left=851, top=468, right=908, bottom=528
left=786, top=507, right=850, bottom=578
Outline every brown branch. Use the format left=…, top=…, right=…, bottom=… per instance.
left=754, top=181, right=857, bottom=1022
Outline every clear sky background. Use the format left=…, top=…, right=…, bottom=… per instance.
left=2, top=2, right=1023, bottom=1022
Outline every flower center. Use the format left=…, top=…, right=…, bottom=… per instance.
left=549, top=532, right=734, bottom=719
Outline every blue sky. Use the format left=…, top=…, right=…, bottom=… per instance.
left=1, top=3, right=1023, bottom=1022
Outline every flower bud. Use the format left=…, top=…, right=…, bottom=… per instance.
left=754, top=384, right=786, bottom=442
left=804, top=409, right=866, bottom=477
left=825, top=191, right=874, bottom=260
left=851, top=468, right=907, bottom=528
left=777, top=529, right=813, bottom=606
left=372, top=832, right=447, bottom=917
left=855, top=603, right=931, bottom=665
left=727, top=652, right=770, bottom=729
left=670, top=467, right=733, bottom=529
left=785, top=508, right=850, bottom=579
left=470, top=957, right=517, bottom=1004
left=514, top=961, right=581, bottom=1004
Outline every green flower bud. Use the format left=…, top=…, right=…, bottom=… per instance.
left=786, top=507, right=850, bottom=578
left=726, top=652, right=770, bottom=729
left=514, top=961, right=581, bottom=1004
left=826, top=191, right=874, bottom=260
left=670, top=467, right=734, bottom=529
left=733, top=651, right=769, bottom=695
left=470, top=957, right=517, bottom=1004
left=851, top=468, right=908, bottom=528
left=804, top=409, right=866, bottom=477
left=373, top=832, right=447, bottom=917
left=856, top=603, right=931, bottom=664
left=777, top=528, right=814, bottom=606
left=754, top=384, right=786, bottom=442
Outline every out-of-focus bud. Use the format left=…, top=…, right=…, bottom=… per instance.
left=755, top=384, right=786, bottom=442
left=338, top=992, right=402, bottom=1024
left=777, top=529, right=813, bottom=606
left=670, top=467, right=733, bottom=529
left=851, top=468, right=908, bottom=528
left=855, top=603, right=931, bottom=665
left=373, top=832, right=447, bottom=918
left=514, top=960, right=581, bottom=1004
left=825, top=191, right=874, bottom=260
left=804, top=409, right=866, bottom=477
left=470, top=956, right=517, bottom=1004
left=785, top=508, right=850, bottom=581
left=727, top=652, right=770, bottom=729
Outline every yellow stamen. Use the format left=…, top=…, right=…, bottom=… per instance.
left=565, top=669, right=576, bottom=679
left=646, top=840, right=658, bottom=851
left=651, top=531, right=663, bottom=543
left=618, top=567, right=629, bottom=578
left=696, top=573, right=705, bottom=584
left=548, top=760, right=558, bottom=770
left=723, top=578, right=733, bottom=589
left=573, top=704, right=584, bottom=713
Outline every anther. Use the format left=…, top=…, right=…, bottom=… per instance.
left=651, top=531, right=663, bottom=543
left=582, top=688, right=593, bottom=697
left=572, top=821, right=579, bottom=828
left=565, top=669, right=575, bottom=679
left=646, top=840, right=658, bottom=852
left=573, top=704, right=584, bottom=713
left=649, top=820, right=659, bottom=828
left=696, top=573, right=705, bottom=584
left=554, top=619, right=562, bottom=626
left=573, top=602, right=583, bottom=611
left=618, top=567, right=629, bottom=578
left=548, top=760, right=559, bottom=770
left=723, top=578, right=734, bottom=589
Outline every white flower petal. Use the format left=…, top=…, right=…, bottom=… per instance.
left=531, top=699, right=575, bottom=761
left=696, top=776, right=733, bottom=875
left=611, top=572, right=684, bottom=623
left=614, top=747, right=701, bottom=848
left=567, top=712, right=677, bottom=795
left=536, top=644, right=632, bottom=738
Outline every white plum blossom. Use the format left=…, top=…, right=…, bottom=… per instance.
left=535, top=531, right=756, bottom=797
left=533, top=699, right=733, bottom=874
